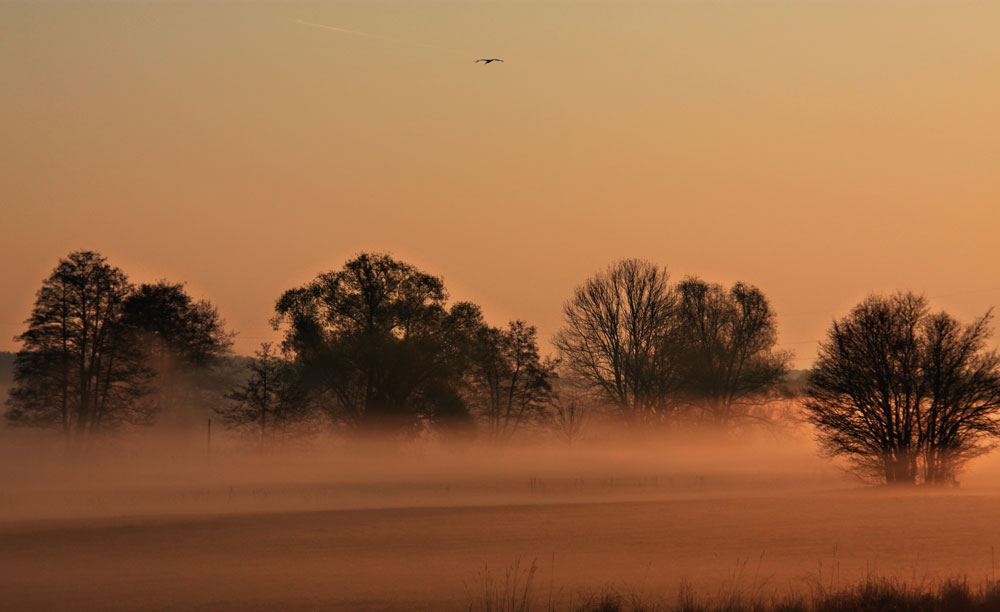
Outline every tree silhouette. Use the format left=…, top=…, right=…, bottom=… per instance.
left=554, top=259, right=678, bottom=425
left=5, top=251, right=151, bottom=440
left=122, top=281, right=235, bottom=426
left=467, top=320, right=556, bottom=442
left=218, top=343, right=312, bottom=445
left=273, top=253, right=482, bottom=435
left=671, top=277, right=791, bottom=426
left=918, top=311, right=1000, bottom=483
left=123, top=281, right=234, bottom=369
left=804, top=292, right=1000, bottom=485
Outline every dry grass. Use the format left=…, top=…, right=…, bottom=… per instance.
left=467, top=564, right=1000, bottom=612
left=466, top=559, right=543, bottom=612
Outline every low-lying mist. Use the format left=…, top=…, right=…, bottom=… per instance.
left=0, top=423, right=851, bottom=523
left=6, top=423, right=1000, bottom=612
left=8, top=421, right=1000, bottom=526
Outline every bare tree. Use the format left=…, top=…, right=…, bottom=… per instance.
left=804, top=292, right=1000, bottom=485
left=671, top=278, right=791, bottom=426
left=553, top=259, right=677, bottom=425
left=918, top=311, right=1000, bottom=484
left=467, top=321, right=556, bottom=443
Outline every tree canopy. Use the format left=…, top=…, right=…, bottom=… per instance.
left=5, top=252, right=237, bottom=438
left=804, top=292, right=1000, bottom=485
left=217, top=343, right=312, bottom=444
left=553, top=259, right=677, bottom=425
left=672, top=277, right=791, bottom=424
left=5, top=251, right=151, bottom=438
left=122, top=281, right=235, bottom=425
left=467, top=320, right=556, bottom=442
left=123, top=281, right=233, bottom=370
left=554, top=260, right=790, bottom=428
left=273, top=253, right=486, bottom=435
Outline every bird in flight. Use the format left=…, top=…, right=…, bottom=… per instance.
left=475, top=58, right=504, bottom=64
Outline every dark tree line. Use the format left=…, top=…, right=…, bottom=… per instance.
left=10, top=251, right=1000, bottom=485
left=3, top=251, right=562, bottom=443
left=1, top=253, right=797, bottom=443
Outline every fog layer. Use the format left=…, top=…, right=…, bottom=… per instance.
left=3, top=429, right=1000, bottom=611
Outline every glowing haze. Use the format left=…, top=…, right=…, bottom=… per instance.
left=2, top=1, right=998, bottom=367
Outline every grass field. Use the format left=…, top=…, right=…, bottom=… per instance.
left=3, top=490, right=1000, bottom=610
left=3, top=434, right=1000, bottom=611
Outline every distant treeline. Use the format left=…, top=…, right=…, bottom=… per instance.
left=5, top=250, right=1000, bottom=486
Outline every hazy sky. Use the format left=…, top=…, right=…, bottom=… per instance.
left=2, top=1, right=999, bottom=367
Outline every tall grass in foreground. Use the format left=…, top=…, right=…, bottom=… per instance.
left=467, top=561, right=1000, bottom=612
left=467, top=559, right=540, bottom=612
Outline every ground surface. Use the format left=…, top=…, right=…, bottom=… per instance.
left=3, top=489, right=1000, bottom=611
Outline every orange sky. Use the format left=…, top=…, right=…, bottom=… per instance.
left=2, top=1, right=999, bottom=367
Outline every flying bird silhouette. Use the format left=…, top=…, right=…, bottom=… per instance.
left=475, top=58, right=504, bottom=64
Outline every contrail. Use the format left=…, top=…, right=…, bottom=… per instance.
left=290, top=18, right=464, bottom=55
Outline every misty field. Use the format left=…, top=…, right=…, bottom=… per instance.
left=3, top=434, right=1000, bottom=612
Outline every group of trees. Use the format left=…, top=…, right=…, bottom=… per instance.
left=229, top=253, right=557, bottom=441
left=554, top=259, right=791, bottom=427
left=226, top=255, right=789, bottom=440
left=7, top=250, right=1000, bottom=486
left=5, top=251, right=234, bottom=442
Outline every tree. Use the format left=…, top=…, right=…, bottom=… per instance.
left=671, top=277, right=791, bottom=426
left=218, top=343, right=311, bottom=445
left=553, top=259, right=677, bottom=425
left=804, top=292, right=1000, bottom=485
left=467, top=320, right=556, bottom=442
left=123, top=281, right=233, bottom=369
left=917, top=311, right=1000, bottom=483
left=122, top=281, right=235, bottom=425
left=5, top=251, right=151, bottom=440
left=273, top=253, right=481, bottom=435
